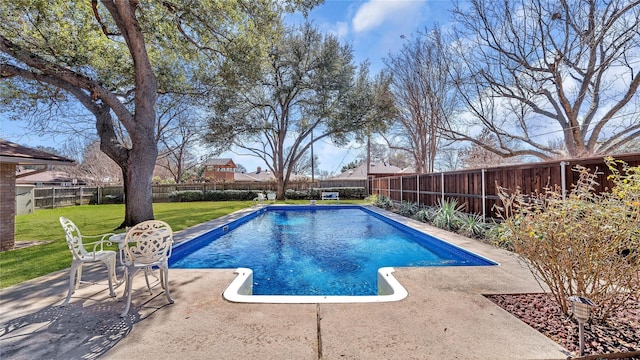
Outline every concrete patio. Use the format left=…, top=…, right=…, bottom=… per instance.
left=0, top=207, right=571, bottom=359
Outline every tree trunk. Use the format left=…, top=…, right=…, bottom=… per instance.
left=276, top=170, right=286, bottom=200
left=121, top=144, right=156, bottom=227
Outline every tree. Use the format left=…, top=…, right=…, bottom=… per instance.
left=341, top=160, right=362, bottom=174
left=458, top=129, right=519, bottom=169
left=1, top=1, right=317, bottom=226
left=315, top=169, right=332, bottom=180
left=360, top=142, right=389, bottom=164
left=33, top=145, right=63, bottom=156
left=290, top=151, right=319, bottom=175
left=386, top=149, right=413, bottom=169
left=384, top=26, right=456, bottom=173
left=156, top=96, right=201, bottom=184
left=204, top=24, right=395, bottom=199
left=1, top=1, right=162, bottom=226
left=234, top=164, right=248, bottom=174
left=449, top=0, right=640, bottom=160
left=68, top=141, right=122, bottom=186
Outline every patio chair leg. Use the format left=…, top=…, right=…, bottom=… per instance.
left=120, top=269, right=136, bottom=318
left=161, top=267, right=174, bottom=304
left=144, top=267, right=153, bottom=294
left=122, top=267, right=132, bottom=298
left=159, top=268, right=165, bottom=290
left=76, top=264, right=83, bottom=290
left=62, top=262, right=81, bottom=306
left=103, top=257, right=116, bottom=298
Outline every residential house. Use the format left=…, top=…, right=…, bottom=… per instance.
left=0, top=139, right=75, bottom=251
left=202, top=158, right=237, bottom=183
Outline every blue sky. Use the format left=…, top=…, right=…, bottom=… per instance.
left=0, top=0, right=452, bottom=176
left=292, top=0, right=451, bottom=73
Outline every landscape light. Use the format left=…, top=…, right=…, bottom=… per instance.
left=567, top=295, right=596, bottom=356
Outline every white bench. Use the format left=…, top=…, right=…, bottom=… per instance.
left=321, top=191, right=340, bottom=203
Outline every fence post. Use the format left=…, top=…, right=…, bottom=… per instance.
left=441, top=172, right=444, bottom=204
left=400, top=176, right=403, bottom=203
left=481, top=168, right=486, bottom=221
left=80, top=186, right=83, bottom=206
left=52, top=187, right=56, bottom=209
left=560, top=161, right=568, bottom=200
left=387, top=178, right=390, bottom=198
left=416, top=174, right=420, bottom=207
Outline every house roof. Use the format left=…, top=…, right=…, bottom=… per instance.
left=202, top=158, right=236, bottom=167
left=0, top=139, right=75, bottom=166
left=233, top=172, right=260, bottom=182
left=235, top=167, right=276, bottom=182
left=233, top=168, right=309, bottom=182
left=15, top=170, right=86, bottom=185
left=330, top=162, right=405, bottom=180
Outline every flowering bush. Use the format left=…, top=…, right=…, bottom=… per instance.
left=496, top=158, right=639, bottom=321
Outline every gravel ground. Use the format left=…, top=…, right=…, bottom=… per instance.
left=486, top=293, right=640, bottom=359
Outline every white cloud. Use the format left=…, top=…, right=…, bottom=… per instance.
left=332, top=21, right=349, bottom=39
left=352, top=0, right=426, bottom=33
left=319, top=20, right=350, bottom=40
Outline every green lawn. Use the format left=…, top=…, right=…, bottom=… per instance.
left=1, top=201, right=255, bottom=289
left=1, top=200, right=367, bottom=288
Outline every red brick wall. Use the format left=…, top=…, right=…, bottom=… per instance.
left=0, top=163, right=16, bottom=251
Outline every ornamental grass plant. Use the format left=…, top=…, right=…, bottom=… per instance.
left=495, top=158, right=640, bottom=321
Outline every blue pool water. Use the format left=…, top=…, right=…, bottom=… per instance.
left=170, top=206, right=495, bottom=296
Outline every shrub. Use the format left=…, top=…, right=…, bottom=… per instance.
left=432, top=199, right=464, bottom=231
left=484, top=220, right=514, bottom=251
left=285, top=189, right=313, bottom=200
left=374, top=195, right=394, bottom=210
left=169, top=190, right=259, bottom=202
left=364, top=194, right=377, bottom=203
left=413, top=207, right=437, bottom=223
left=168, top=190, right=203, bottom=202
left=496, top=159, right=640, bottom=321
left=203, top=190, right=258, bottom=201
left=314, top=187, right=367, bottom=200
left=329, top=187, right=366, bottom=199
left=397, top=201, right=419, bottom=217
left=457, top=212, right=486, bottom=238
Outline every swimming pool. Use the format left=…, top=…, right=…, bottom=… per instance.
left=170, top=205, right=496, bottom=302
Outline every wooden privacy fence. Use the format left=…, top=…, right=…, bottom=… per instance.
left=369, top=153, right=640, bottom=219
left=33, top=186, right=99, bottom=209
left=31, top=181, right=320, bottom=209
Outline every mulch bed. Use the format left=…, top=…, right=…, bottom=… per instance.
left=486, top=293, right=640, bottom=359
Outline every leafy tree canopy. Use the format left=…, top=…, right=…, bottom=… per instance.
left=203, top=23, right=396, bottom=198
left=1, top=0, right=320, bottom=225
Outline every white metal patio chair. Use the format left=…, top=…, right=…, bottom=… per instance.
left=266, top=192, right=276, bottom=204
left=253, top=193, right=266, bottom=205
left=119, top=220, right=175, bottom=317
left=59, top=217, right=117, bottom=306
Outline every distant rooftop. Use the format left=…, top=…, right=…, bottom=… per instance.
left=202, top=158, right=236, bottom=167
left=330, top=162, right=409, bottom=180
